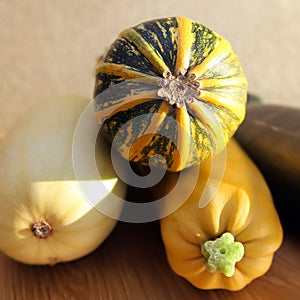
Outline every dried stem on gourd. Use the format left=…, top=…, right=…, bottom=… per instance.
left=31, top=221, right=52, bottom=239
left=157, top=69, right=201, bottom=108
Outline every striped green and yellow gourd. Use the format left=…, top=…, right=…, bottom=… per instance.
left=94, top=16, right=248, bottom=172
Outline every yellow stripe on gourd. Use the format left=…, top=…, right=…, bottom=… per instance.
left=120, top=28, right=170, bottom=75
left=124, top=101, right=170, bottom=162
left=175, top=16, right=194, bottom=73
left=95, top=90, right=158, bottom=124
left=200, top=76, right=248, bottom=90
left=173, top=107, right=191, bottom=171
left=188, top=101, right=226, bottom=153
left=95, top=62, right=151, bottom=79
left=199, top=75, right=248, bottom=121
left=200, top=90, right=246, bottom=122
left=189, top=37, right=237, bottom=79
left=143, top=101, right=170, bottom=135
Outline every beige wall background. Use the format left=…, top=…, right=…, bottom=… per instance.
left=1, top=0, right=300, bottom=135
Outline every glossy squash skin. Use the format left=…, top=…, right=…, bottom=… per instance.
left=94, top=16, right=248, bottom=172
left=159, top=139, right=283, bottom=291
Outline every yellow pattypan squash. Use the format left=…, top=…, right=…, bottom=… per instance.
left=0, top=95, right=125, bottom=265
left=159, top=139, right=283, bottom=291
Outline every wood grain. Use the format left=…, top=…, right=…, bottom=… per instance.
left=0, top=215, right=299, bottom=300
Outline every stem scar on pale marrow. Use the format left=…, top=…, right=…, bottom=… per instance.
left=157, top=69, right=201, bottom=108
left=31, top=221, right=52, bottom=239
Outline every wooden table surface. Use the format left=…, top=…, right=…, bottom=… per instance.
left=1, top=185, right=300, bottom=300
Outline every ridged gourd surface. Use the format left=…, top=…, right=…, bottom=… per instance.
left=94, top=16, right=248, bottom=172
